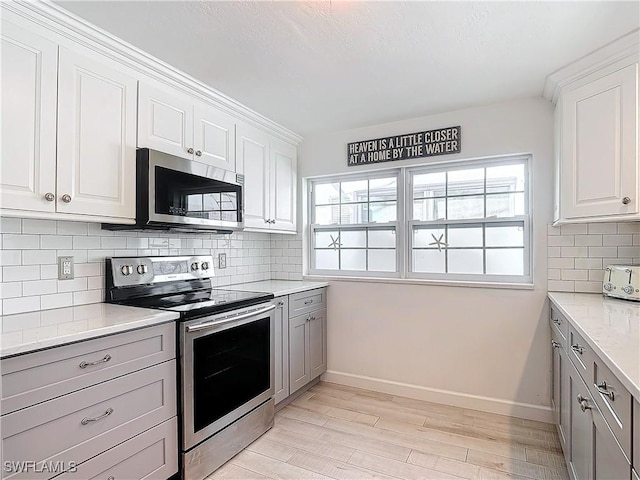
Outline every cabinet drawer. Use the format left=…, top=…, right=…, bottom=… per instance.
left=289, top=288, right=327, bottom=317
left=550, top=306, right=567, bottom=342
left=1, top=323, right=175, bottom=414
left=588, top=357, right=632, bottom=460
left=56, top=417, right=178, bottom=480
left=568, top=326, right=592, bottom=377
left=1, top=361, right=176, bottom=480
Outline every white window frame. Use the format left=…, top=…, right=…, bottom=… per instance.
left=308, top=169, right=404, bottom=278
left=307, top=155, right=532, bottom=285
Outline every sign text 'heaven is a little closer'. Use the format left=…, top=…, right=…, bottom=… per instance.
left=347, top=126, right=461, bottom=167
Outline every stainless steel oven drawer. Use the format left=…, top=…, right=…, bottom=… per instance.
left=1, top=323, right=175, bottom=415
left=1, top=361, right=176, bottom=480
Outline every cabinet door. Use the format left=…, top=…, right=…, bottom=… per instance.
left=0, top=20, right=57, bottom=213
left=138, top=82, right=194, bottom=160
left=236, top=123, right=270, bottom=229
left=309, top=308, right=327, bottom=380
left=56, top=47, right=136, bottom=219
left=592, top=402, right=630, bottom=480
left=270, top=138, right=297, bottom=232
left=274, top=297, right=290, bottom=404
left=289, top=313, right=310, bottom=395
left=561, top=64, right=638, bottom=219
left=559, top=343, right=571, bottom=460
left=568, top=361, right=592, bottom=480
left=194, top=103, right=236, bottom=171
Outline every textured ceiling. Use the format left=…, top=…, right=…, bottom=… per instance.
left=54, top=1, right=639, bottom=135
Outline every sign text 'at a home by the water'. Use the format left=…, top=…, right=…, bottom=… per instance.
left=347, top=126, right=461, bottom=166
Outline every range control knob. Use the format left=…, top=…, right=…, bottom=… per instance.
left=191, top=262, right=199, bottom=271
left=622, top=285, right=634, bottom=294
left=137, top=264, right=148, bottom=275
left=121, top=265, right=133, bottom=276
left=603, top=283, right=613, bottom=292
left=201, top=261, right=209, bottom=271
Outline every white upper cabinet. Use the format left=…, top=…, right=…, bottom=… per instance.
left=560, top=64, right=638, bottom=220
left=138, top=82, right=236, bottom=171
left=0, top=18, right=137, bottom=223
left=0, top=20, right=58, bottom=213
left=546, top=31, right=639, bottom=224
left=237, top=123, right=297, bottom=233
left=56, top=46, right=137, bottom=219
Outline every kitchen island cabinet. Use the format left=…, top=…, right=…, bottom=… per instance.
left=548, top=293, right=638, bottom=480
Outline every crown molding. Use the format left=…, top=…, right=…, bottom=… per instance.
left=543, top=29, right=640, bottom=105
left=2, top=0, right=303, bottom=144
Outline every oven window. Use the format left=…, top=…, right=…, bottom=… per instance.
left=154, top=166, right=242, bottom=221
left=192, top=317, right=270, bottom=432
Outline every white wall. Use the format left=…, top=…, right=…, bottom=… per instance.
left=299, top=97, right=555, bottom=421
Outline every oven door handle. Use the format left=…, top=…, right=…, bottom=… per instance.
left=186, top=304, right=276, bottom=333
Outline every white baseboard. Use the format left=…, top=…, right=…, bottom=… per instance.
left=321, top=370, right=554, bottom=424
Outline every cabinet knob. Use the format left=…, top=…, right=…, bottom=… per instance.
left=195, top=150, right=202, bottom=156
left=187, top=147, right=194, bottom=154
left=551, top=340, right=560, bottom=349
left=277, top=300, right=285, bottom=307
left=622, top=196, right=631, bottom=205
left=61, top=194, right=72, bottom=203
left=44, top=192, right=55, bottom=202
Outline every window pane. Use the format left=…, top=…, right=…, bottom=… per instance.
left=315, top=182, right=340, bottom=204
left=369, top=201, right=396, bottom=222
left=341, top=249, right=366, bottom=270
left=315, top=205, right=338, bottom=225
left=340, top=203, right=368, bottom=224
left=486, top=193, right=525, bottom=217
left=486, top=164, right=525, bottom=193
left=413, top=249, right=445, bottom=273
left=187, top=194, right=203, bottom=211
left=413, top=198, right=445, bottom=221
left=447, top=168, right=484, bottom=196
left=368, top=249, right=395, bottom=272
left=315, top=250, right=338, bottom=270
left=315, top=231, right=339, bottom=248
left=447, top=225, right=482, bottom=248
left=486, top=248, right=524, bottom=275
left=486, top=225, right=524, bottom=247
left=341, top=180, right=368, bottom=203
left=413, top=226, right=445, bottom=248
left=368, top=229, right=395, bottom=248
left=413, top=172, right=446, bottom=198
left=447, top=195, right=484, bottom=219
left=448, top=249, right=483, bottom=274
left=341, top=230, right=366, bottom=248
left=369, top=177, right=397, bottom=201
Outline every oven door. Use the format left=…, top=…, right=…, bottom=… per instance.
left=180, top=302, right=275, bottom=451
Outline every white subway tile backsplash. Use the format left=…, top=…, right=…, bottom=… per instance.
left=617, top=223, right=640, bottom=234
left=603, top=235, right=633, bottom=246
left=0, top=218, right=22, bottom=234
left=575, top=258, right=603, bottom=269
left=0, top=282, right=22, bottom=299
left=618, top=246, right=640, bottom=258
left=561, top=269, right=588, bottom=281
left=57, top=249, right=89, bottom=264
left=548, top=236, right=574, bottom=247
left=588, top=246, right=618, bottom=257
left=75, top=263, right=101, bottom=277
left=22, top=219, right=57, bottom=234
left=0, top=250, right=21, bottom=266
left=40, top=292, right=73, bottom=310
left=574, top=235, right=602, bottom=247
left=3, top=234, right=40, bottom=249
left=574, top=281, right=602, bottom=293
left=57, top=221, right=89, bottom=235
left=547, top=246, right=561, bottom=258
left=560, top=224, right=588, bottom=235
left=22, top=279, right=57, bottom=296
left=40, top=264, right=58, bottom=279
left=41, top=235, right=72, bottom=249
left=73, top=236, right=101, bottom=249
left=588, top=223, right=618, bottom=234
left=3, top=265, right=40, bottom=282
left=22, top=250, right=57, bottom=265
left=73, top=289, right=103, bottom=306
left=3, top=296, right=41, bottom=315
left=101, top=237, right=127, bottom=249
left=560, top=246, right=588, bottom=257
left=548, top=280, right=575, bottom=292
left=57, top=277, right=87, bottom=293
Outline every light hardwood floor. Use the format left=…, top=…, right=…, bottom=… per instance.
left=208, top=382, right=569, bottom=480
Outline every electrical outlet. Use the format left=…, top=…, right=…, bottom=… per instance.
left=58, top=256, right=74, bottom=280
left=218, top=253, right=227, bottom=269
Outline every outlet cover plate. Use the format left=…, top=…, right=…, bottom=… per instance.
left=218, top=253, right=227, bottom=269
left=58, top=256, right=74, bottom=280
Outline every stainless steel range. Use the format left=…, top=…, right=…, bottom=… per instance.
left=105, top=255, right=275, bottom=480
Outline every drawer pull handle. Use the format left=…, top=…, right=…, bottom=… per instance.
left=79, top=354, right=111, bottom=369
left=107, top=477, right=115, bottom=480
left=277, top=300, right=285, bottom=307
left=552, top=318, right=561, bottom=325
left=81, top=407, right=113, bottom=425
left=596, top=381, right=615, bottom=401
left=571, top=344, right=584, bottom=355
left=304, top=300, right=313, bottom=305
left=576, top=395, right=592, bottom=412
left=551, top=340, right=560, bottom=349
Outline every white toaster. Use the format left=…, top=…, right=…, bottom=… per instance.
left=603, top=264, right=640, bottom=301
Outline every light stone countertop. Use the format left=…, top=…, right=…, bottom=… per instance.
left=229, top=280, right=328, bottom=297
left=548, top=292, right=640, bottom=399
left=0, top=303, right=179, bottom=358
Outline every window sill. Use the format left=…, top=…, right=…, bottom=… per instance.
left=303, top=274, right=535, bottom=291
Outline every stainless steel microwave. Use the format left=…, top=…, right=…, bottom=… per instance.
left=104, top=149, right=243, bottom=233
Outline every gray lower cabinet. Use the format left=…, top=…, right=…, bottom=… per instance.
left=551, top=305, right=633, bottom=480
left=0, top=323, right=178, bottom=480
left=276, top=287, right=328, bottom=400
left=274, top=296, right=290, bottom=404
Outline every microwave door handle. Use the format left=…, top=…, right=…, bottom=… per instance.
left=186, top=304, right=276, bottom=333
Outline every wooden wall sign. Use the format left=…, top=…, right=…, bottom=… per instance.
left=347, top=125, right=461, bottom=167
